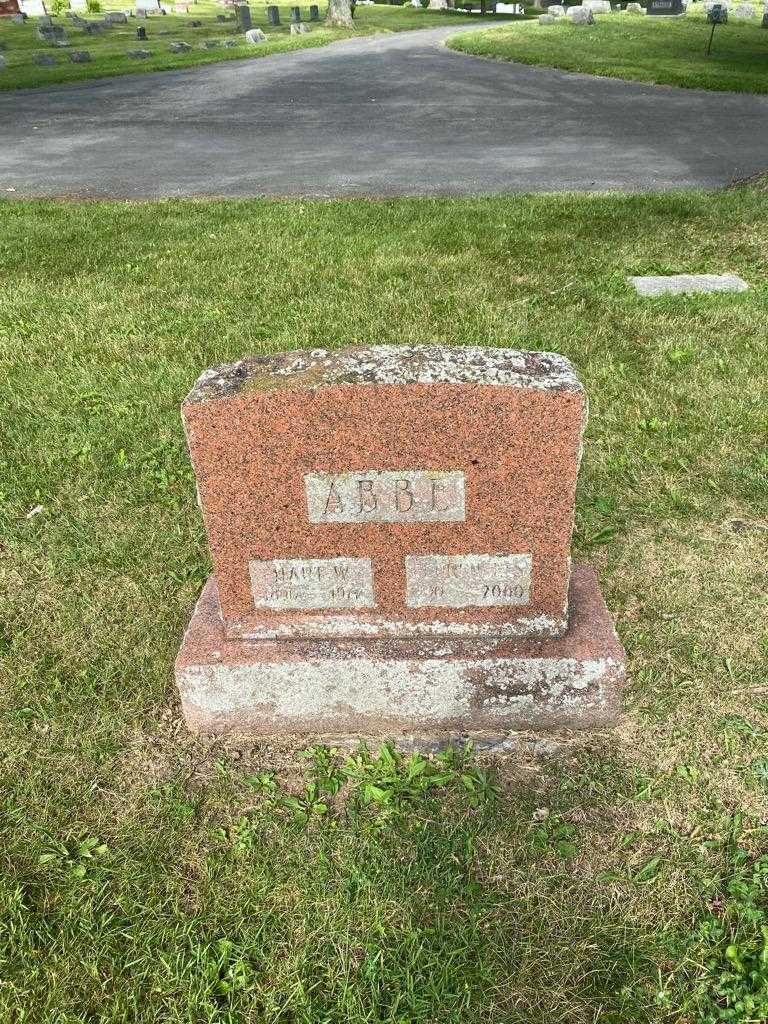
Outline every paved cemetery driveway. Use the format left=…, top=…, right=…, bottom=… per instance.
left=2, top=25, right=768, bottom=197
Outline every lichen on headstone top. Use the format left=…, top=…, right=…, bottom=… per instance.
left=184, top=345, right=584, bottom=405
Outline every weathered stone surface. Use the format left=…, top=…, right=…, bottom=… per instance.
left=169, top=39, right=192, bottom=51
left=37, top=24, right=68, bottom=44
left=176, top=565, right=625, bottom=736
left=289, top=20, right=309, bottom=32
left=182, top=345, right=585, bottom=642
left=200, top=38, right=220, bottom=47
left=126, top=47, right=152, bottom=57
left=547, top=4, right=566, bottom=14
left=67, top=49, right=91, bottom=61
left=428, top=0, right=448, bottom=8
left=629, top=273, right=749, bottom=296
left=244, top=26, right=266, bottom=41
left=625, top=2, right=643, bottom=11
left=566, top=5, right=595, bottom=20
left=538, top=12, right=556, bottom=20
left=104, top=10, right=127, bottom=22
left=584, top=0, right=611, bottom=11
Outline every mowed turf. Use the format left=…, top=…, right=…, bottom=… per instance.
left=449, top=5, right=768, bottom=93
left=0, top=1, right=511, bottom=90
left=1, top=187, right=768, bottom=1022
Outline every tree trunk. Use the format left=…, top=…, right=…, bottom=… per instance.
left=326, top=0, right=355, bottom=27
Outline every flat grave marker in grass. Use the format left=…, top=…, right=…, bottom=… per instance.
left=629, top=272, right=750, bottom=295
left=175, top=343, right=626, bottom=739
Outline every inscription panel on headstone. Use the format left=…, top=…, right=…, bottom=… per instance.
left=250, top=557, right=375, bottom=610
left=405, top=554, right=532, bottom=608
left=305, top=470, right=466, bottom=524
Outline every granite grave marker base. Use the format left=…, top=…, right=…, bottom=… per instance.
left=175, top=345, right=626, bottom=740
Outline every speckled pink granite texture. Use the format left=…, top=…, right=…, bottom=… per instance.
left=176, top=565, right=625, bottom=736
left=182, top=345, right=587, bottom=642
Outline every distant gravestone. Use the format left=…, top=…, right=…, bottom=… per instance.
left=20, top=0, right=46, bottom=14
left=266, top=3, right=279, bottom=22
left=428, top=0, right=448, bottom=6
left=289, top=19, right=308, bottom=30
left=33, top=49, right=57, bottom=62
left=629, top=273, right=749, bottom=296
left=625, top=2, right=643, bottom=10
left=37, top=23, right=68, bottom=43
left=174, top=345, right=627, bottom=739
left=309, top=3, right=318, bottom=16
left=566, top=5, right=594, bottom=20
left=126, top=46, right=152, bottom=56
left=583, top=0, right=611, bottom=10
left=236, top=2, right=251, bottom=28
left=244, top=25, right=266, bottom=39
left=201, top=37, right=220, bottom=46
left=106, top=10, right=127, bottom=22
left=136, top=24, right=147, bottom=38
left=169, top=39, right=191, bottom=49
left=648, top=0, right=684, bottom=13
left=68, top=48, right=90, bottom=59
left=547, top=4, right=565, bottom=13
left=732, top=2, right=755, bottom=15
left=763, top=6, right=768, bottom=25
left=290, top=4, right=300, bottom=19
left=538, top=11, right=556, bottom=20
left=135, top=0, right=160, bottom=12
left=173, top=2, right=190, bottom=10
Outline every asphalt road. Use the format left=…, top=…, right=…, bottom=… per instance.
left=2, top=25, right=767, bottom=197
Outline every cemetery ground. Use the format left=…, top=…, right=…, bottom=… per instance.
left=2, top=183, right=767, bottom=1022
left=0, top=1, right=513, bottom=91
left=449, top=3, right=768, bottom=94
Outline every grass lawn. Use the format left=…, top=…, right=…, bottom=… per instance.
left=448, top=4, right=768, bottom=93
left=2, top=184, right=768, bottom=1022
left=0, top=0, right=513, bottom=90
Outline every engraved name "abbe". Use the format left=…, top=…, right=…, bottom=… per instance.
left=305, top=470, right=466, bottom=524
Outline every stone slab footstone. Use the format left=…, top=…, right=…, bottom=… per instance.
left=175, top=344, right=626, bottom=743
left=176, top=565, right=626, bottom=737
left=244, top=26, right=266, bottom=41
left=630, top=273, right=749, bottom=296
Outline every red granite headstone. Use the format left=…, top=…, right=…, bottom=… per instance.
left=175, top=345, right=626, bottom=739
